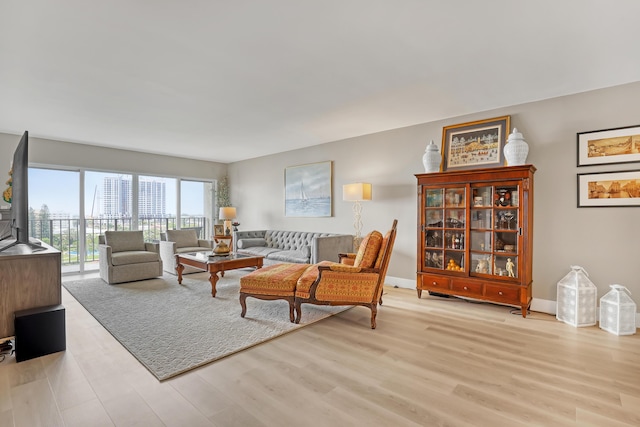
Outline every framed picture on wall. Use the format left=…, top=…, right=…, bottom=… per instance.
left=577, top=125, right=640, bottom=166
left=442, top=116, right=510, bottom=171
left=284, top=161, right=332, bottom=217
left=577, top=169, right=640, bottom=207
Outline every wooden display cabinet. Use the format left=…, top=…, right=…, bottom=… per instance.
left=416, top=165, right=535, bottom=317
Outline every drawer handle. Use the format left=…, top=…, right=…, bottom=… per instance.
left=498, top=291, right=503, bottom=295
left=463, top=286, right=468, bottom=290
left=432, top=281, right=437, bottom=285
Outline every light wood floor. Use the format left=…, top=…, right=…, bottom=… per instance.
left=1, top=276, right=639, bottom=427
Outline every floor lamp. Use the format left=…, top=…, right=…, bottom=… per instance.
left=342, top=183, right=372, bottom=250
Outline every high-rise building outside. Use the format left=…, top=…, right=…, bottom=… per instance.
left=102, top=176, right=166, bottom=218
left=139, top=178, right=166, bottom=218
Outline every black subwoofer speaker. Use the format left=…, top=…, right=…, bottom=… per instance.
left=14, top=304, right=66, bottom=362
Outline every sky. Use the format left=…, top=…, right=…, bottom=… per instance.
left=27, top=168, right=210, bottom=217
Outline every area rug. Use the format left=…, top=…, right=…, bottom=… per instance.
left=63, top=270, right=349, bottom=380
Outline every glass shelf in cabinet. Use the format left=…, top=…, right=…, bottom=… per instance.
left=471, top=253, right=493, bottom=275
left=444, top=252, right=464, bottom=272
left=494, top=255, right=517, bottom=278
left=444, top=188, right=465, bottom=208
left=424, top=250, right=444, bottom=269
left=425, top=189, right=444, bottom=208
left=425, top=230, right=443, bottom=248
left=495, top=210, right=518, bottom=230
left=471, top=209, right=492, bottom=229
left=426, top=209, right=444, bottom=228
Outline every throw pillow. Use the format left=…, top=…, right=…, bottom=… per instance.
left=237, top=238, right=267, bottom=249
left=374, top=230, right=392, bottom=269
left=353, top=230, right=383, bottom=268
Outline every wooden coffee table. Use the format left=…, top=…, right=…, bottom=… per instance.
left=175, top=252, right=264, bottom=297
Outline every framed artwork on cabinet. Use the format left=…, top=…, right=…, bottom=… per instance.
left=284, top=161, right=332, bottom=217
left=213, top=224, right=224, bottom=235
left=577, top=125, right=640, bottom=166
left=577, top=169, right=640, bottom=207
left=442, top=116, right=510, bottom=171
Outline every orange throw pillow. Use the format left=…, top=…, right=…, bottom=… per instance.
left=354, top=231, right=383, bottom=268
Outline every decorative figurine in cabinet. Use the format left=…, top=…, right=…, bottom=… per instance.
left=416, top=165, right=535, bottom=317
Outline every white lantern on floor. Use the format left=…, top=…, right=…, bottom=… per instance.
left=556, top=266, right=597, bottom=327
left=599, top=285, right=637, bottom=336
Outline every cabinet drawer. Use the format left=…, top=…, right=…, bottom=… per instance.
left=451, top=281, right=483, bottom=295
left=420, top=274, right=451, bottom=291
left=485, top=284, right=520, bottom=302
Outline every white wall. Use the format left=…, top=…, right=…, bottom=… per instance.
left=0, top=133, right=227, bottom=181
left=228, top=81, right=640, bottom=305
left=1, top=82, right=638, bottom=307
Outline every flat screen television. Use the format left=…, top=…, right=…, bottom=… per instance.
left=0, top=131, right=44, bottom=252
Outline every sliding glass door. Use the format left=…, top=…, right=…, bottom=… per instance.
left=180, top=180, right=214, bottom=239
left=29, top=168, right=80, bottom=272
left=30, top=167, right=215, bottom=273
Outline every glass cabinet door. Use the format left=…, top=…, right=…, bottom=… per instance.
left=443, top=187, right=465, bottom=271
left=423, top=186, right=466, bottom=271
left=424, top=188, right=444, bottom=269
left=470, top=184, right=520, bottom=278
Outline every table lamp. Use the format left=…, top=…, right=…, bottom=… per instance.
left=219, top=207, right=236, bottom=236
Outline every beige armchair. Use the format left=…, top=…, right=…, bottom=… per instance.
left=98, top=231, right=163, bottom=284
left=159, top=229, right=213, bottom=275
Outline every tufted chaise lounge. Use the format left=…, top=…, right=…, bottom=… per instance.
left=233, top=229, right=352, bottom=265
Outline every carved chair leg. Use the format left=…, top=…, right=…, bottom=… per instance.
left=294, top=300, right=302, bottom=324
left=370, top=304, right=377, bottom=329
left=239, top=294, right=248, bottom=318
left=287, top=299, right=295, bottom=323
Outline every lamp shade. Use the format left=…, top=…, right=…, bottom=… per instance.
left=219, top=207, right=237, bottom=220
left=342, top=183, right=372, bottom=201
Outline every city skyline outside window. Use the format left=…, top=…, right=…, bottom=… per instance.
left=29, top=169, right=204, bottom=217
left=28, top=167, right=215, bottom=272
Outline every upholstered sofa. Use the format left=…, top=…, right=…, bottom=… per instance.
left=233, top=230, right=352, bottom=265
left=98, top=231, right=163, bottom=284
left=159, top=229, right=213, bottom=274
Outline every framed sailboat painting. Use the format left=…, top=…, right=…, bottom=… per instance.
left=285, top=161, right=333, bottom=217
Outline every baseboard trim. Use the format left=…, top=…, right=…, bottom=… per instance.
left=385, top=275, right=640, bottom=326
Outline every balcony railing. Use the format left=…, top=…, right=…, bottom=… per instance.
left=30, top=216, right=208, bottom=266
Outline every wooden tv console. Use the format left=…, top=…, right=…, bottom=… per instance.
left=0, top=241, right=61, bottom=338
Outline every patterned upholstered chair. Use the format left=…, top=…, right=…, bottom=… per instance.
left=294, top=219, right=397, bottom=329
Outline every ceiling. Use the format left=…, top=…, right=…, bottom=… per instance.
left=2, top=1, right=640, bottom=164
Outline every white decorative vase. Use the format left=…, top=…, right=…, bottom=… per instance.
left=504, top=128, right=529, bottom=166
left=422, top=140, right=441, bottom=173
